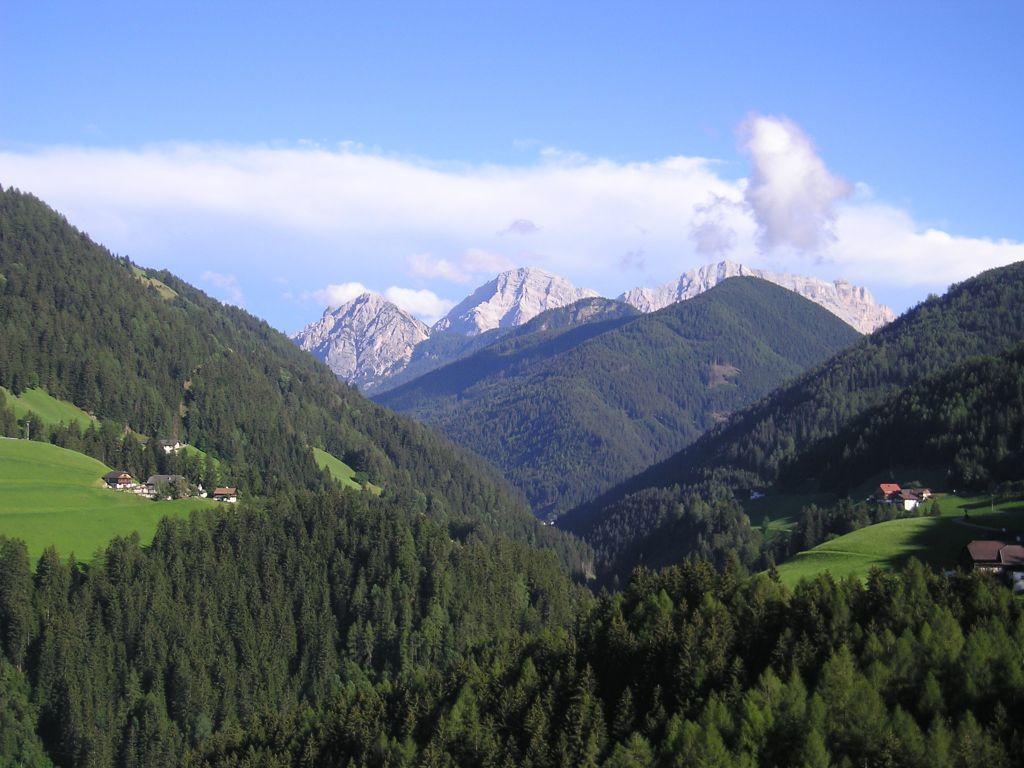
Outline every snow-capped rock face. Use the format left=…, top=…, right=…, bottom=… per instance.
left=291, top=293, right=429, bottom=387
left=432, top=267, right=601, bottom=336
left=620, top=260, right=895, bottom=333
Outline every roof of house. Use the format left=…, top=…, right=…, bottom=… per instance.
left=155, top=438, right=181, bottom=447
left=213, top=486, right=237, bottom=496
left=966, top=540, right=1013, bottom=564
left=999, top=545, right=1024, bottom=566
left=898, top=490, right=920, bottom=500
left=146, top=474, right=185, bottom=485
left=103, top=470, right=131, bottom=480
left=878, top=483, right=901, bottom=494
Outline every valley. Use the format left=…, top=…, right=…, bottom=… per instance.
left=5, top=7, right=1023, bottom=765
left=0, top=186, right=1022, bottom=767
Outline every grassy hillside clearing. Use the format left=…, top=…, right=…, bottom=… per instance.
left=743, top=492, right=837, bottom=537
left=313, top=447, right=381, bottom=494
left=181, top=443, right=220, bottom=467
left=0, top=438, right=216, bottom=560
left=131, top=264, right=178, bottom=300
left=1, top=387, right=94, bottom=430
left=775, top=492, right=1024, bottom=586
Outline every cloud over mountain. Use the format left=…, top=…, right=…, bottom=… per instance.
left=742, top=115, right=851, bottom=252
left=2, top=117, right=1021, bottom=330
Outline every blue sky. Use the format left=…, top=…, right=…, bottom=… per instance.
left=2, top=1, right=1022, bottom=330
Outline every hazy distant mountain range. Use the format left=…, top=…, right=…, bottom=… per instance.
left=292, top=261, right=894, bottom=390
left=618, top=260, right=895, bottom=333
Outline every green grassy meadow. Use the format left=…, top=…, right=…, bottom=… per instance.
left=0, top=438, right=217, bottom=561
left=775, top=492, right=1024, bottom=586
left=181, top=443, right=220, bottom=468
left=313, top=447, right=381, bottom=494
left=1, top=387, right=94, bottom=430
left=743, top=492, right=836, bottom=537
left=131, top=265, right=178, bottom=300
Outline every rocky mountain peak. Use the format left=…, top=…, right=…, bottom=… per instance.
left=432, top=267, right=601, bottom=335
left=291, top=292, right=429, bottom=387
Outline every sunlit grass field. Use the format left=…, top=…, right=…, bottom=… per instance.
left=775, top=492, right=1024, bottom=586
left=0, top=438, right=217, bottom=561
left=313, top=447, right=381, bottom=494
left=1, top=387, right=94, bottom=430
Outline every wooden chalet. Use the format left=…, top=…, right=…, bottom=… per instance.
left=960, top=540, right=1024, bottom=576
left=212, top=486, right=238, bottom=503
left=103, top=470, right=134, bottom=489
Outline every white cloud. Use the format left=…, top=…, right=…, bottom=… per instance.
left=407, top=254, right=469, bottom=283
left=408, top=248, right=515, bottom=284
left=383, top=287, right=454, bottom=324
left=741, top=114, right=851, bottom=252
left=1, top=126, right=1021, bottom=330
left=311, top=282, right=369, bottom=307
left=461, top=248, right=516, bottom=275
left=830, top=203, right=1024, bottom=286
left=690, top=195, right=743, bottom=257
left=201, top=271, right=244, bottom=306
left=304, top=280, right=453, bottom=324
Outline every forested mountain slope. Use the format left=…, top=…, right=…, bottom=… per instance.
left=0, top=186, right=582, bottom=565
left=366, top=297, right=638, bottom=394
left=562, top=261, right=1024, bottom=580
left=568, top=261, right=1024, bottom=526
left=782, top=342, right=1024, bottom=493
left=380, top=279, right=860, bottom=518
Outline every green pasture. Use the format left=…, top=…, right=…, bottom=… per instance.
left=131, top=265, right=178, bottom=300
left=313, top=447, right=381, bottom=494
left=1, top=387, right=94, bottom=430
left=776, top=492, right=1024, bottom=586
left=0, top=438, right=216, bottom=561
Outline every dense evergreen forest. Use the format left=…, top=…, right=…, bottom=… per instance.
left=1, top=497, right=1021, bottom=766
left=381, top=279, right=859, bottom=517
left=563, top=262, right=1024, bottom=575
left=0, top=185, right=586, bottom=570
left=782, top=343, right=1024, bottom=492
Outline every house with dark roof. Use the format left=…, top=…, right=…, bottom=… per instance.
left=155, top=439, right=184, bottom=454
left=960, top=540, right=1024, bottom=576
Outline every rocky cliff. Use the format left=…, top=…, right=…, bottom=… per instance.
left=620, top=260, right=894, bottom=333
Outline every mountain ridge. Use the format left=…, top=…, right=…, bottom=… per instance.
left=379, top=277, right=861, bottom=518
left=432, top=266, right=601, bottom=335
left=619, top=259, right=894, bottom=333
left=293, top=260, right=894, bottom=391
